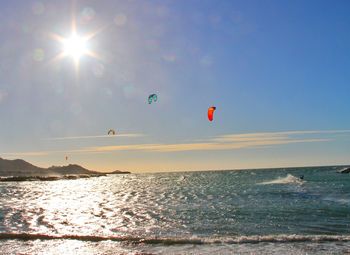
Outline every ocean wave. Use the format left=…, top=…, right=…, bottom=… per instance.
left=0, top=233, right=349, bottom=245
left=258, top=174, right=304, bottom=185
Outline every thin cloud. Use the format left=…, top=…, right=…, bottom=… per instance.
left=82, top=138, right=329, bottom=153
left=3, top=130, right=349, bottom=157
left=45, top=133, right=144, bottom=140
left=1, top=151, right=49, bottom=157
left=211, top=130, right=350, bottom=143
left=79, top=129, right=350, bottom=153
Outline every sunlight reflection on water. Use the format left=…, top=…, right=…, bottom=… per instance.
left=0, top=169, right=349, bottom=254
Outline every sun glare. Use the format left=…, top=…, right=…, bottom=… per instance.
left=50, top=19, right=102, bottom=71
left=63, top=34, right=88, bottom=61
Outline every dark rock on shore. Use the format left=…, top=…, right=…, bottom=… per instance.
left=106, top=170, right=131, bottom=174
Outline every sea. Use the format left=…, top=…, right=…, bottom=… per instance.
left=0, top=166, right=349, bottom=254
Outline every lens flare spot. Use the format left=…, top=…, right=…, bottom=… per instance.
left=92, top=63, right=105, bottom=77
left=156, top=6, right=169, bottom=17
left=70, top=103, right=82, bottom=115
left=103, top=88, right=113, bottom=97
left=33, top=48, right=45, bottom=62
left=162, top=54, right=177, bottom=63
left=200, top=55, right=212, bottom=67
left=114, top=14, right=127, bottom=26
left=145, top=39, right=159, bottom=51
left=80, top=7, right=96, bottom=24
left=22, top=24, right=33, bottom=34
left=123, top=85, right=136, bottom=98
left=32, top=2, right=45, bottom=15
left=0, top=90, right=8, bottom=103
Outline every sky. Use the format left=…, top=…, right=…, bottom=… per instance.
left=0, top=0, right=349, bottom=172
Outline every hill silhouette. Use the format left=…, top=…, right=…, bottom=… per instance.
left=0, top=157, right=129, bottom=181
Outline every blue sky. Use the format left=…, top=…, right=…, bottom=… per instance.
left=0, top=0, right=349, bottom=172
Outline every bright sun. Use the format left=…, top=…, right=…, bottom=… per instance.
left=50, top=20, right=100, bottom=70
left=63, top=34, right=88, bottom=61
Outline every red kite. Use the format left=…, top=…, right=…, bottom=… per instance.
left=208, top=106, right=216, bottom=121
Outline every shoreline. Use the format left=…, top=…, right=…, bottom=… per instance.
left=0, top=172, right=129, bottom=182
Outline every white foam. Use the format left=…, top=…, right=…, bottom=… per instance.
left=258, top=174, right=304, bottom=185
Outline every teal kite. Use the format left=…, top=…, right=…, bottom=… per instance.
left=148, top=94, right=157, bottom=104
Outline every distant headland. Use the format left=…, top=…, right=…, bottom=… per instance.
left=0, top=157, right=130, bottom=182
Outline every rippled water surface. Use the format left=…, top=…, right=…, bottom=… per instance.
left=0, top=166, right=350, bottom=254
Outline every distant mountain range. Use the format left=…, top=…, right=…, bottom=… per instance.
left=0, top=157, right=130, bottom=181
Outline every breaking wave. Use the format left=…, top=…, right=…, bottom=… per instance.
left=258, top=174, right=304, bottom=185
left=0, top=233, right=349, bottom=245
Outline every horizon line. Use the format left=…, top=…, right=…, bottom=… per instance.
left=0, top=155, right=348, bottom=174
